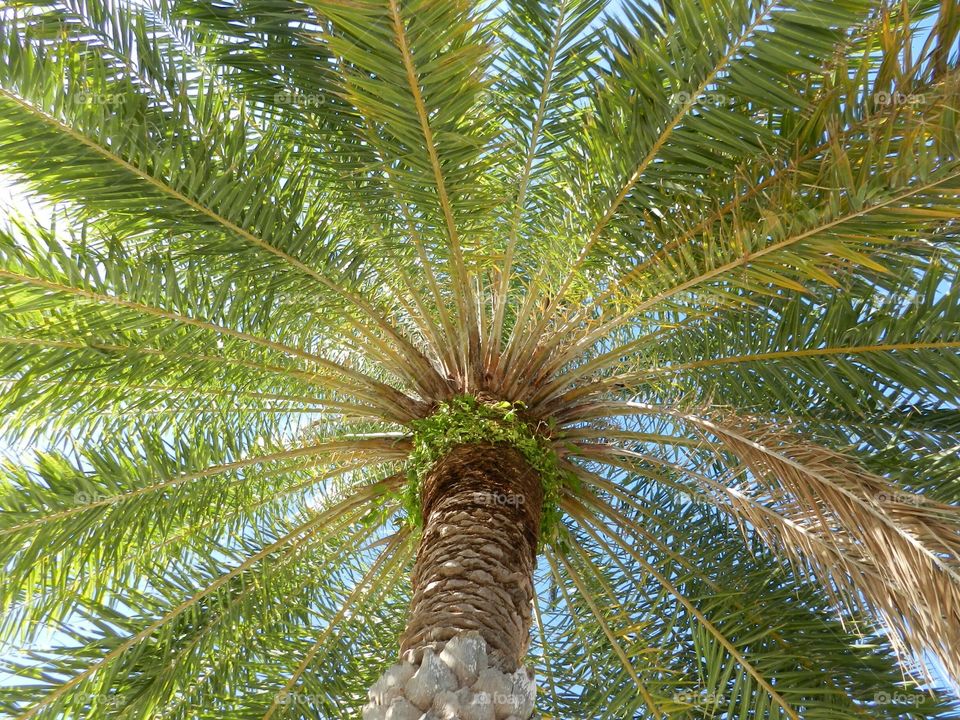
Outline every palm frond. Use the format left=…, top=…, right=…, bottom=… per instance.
left=1, top=0, right=959, bottom=717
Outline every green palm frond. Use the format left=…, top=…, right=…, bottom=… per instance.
left=1, top=0, right=959, bottom=717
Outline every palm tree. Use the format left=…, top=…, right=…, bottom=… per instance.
left=0, top=0, right=959, bottom=717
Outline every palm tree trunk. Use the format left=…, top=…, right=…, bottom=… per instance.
left=363, top=444, right=542, bottom=720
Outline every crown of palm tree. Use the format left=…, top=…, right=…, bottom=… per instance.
left=1, top=0, right=959, bottom=718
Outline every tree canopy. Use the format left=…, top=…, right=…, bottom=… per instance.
left=0, top=0, right=959, bottom=718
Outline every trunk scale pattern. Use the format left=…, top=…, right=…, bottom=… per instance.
left=363, top=444, right=543, bottom=720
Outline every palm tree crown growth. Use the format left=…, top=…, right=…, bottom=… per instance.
left=1, top=0, right=959, bottom=718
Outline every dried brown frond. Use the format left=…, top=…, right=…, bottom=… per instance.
left=686, top=414, right=960, bottom=688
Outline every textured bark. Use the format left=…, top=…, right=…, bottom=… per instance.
left=362, top=634, right=537, bottom=720
left=400, top=443, right=543, bottom=672
left=363, top=444, right=542, bottom=719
